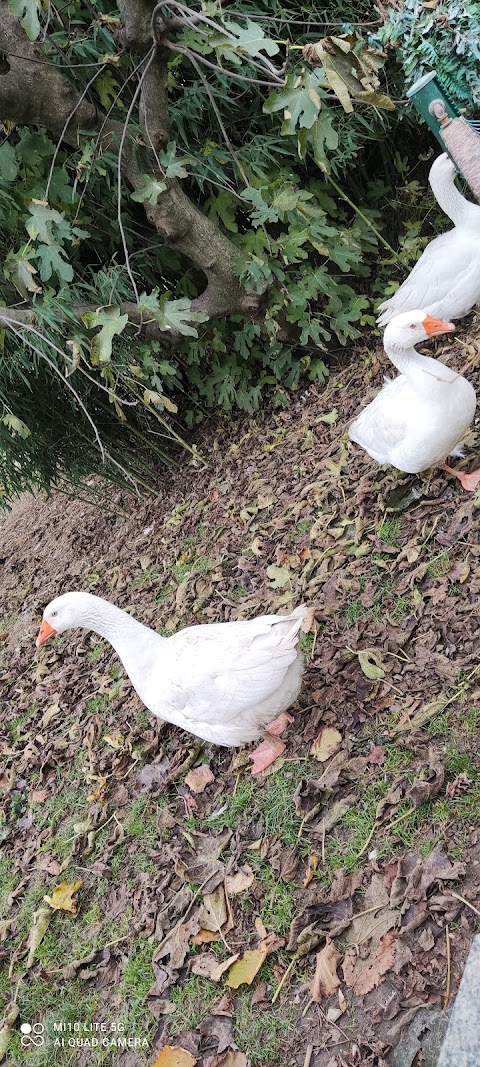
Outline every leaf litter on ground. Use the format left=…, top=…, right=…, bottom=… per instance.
left=1, top=326, right=480, bottom=1063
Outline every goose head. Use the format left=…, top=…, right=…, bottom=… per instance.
left=429, top=152, right=456, bottom=183
left=383, top=310, right=455, bottom=351
left=36, top=591, right=98, bottom=646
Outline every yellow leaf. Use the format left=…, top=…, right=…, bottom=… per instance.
left=0, top=1003, right=19, bottom=1058
left=43, top=879, right=83, bottom=915
left=310, top=727, right=342, bottom=762
left=26, top=907, right=52, bottom=968
left=357, top=649, right=385, bottom=680
left=104, top=731, right=124, bottom=749
left=226, top=947, right=268, bottom=988
left=40, top=701, right=62, bottom=727
left=152, top=1048, right=197, bottom=1067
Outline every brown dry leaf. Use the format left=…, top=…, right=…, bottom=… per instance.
left=352, top=931, right=397, bottom=995
left=392, top=696, right=448, bottom=733
left=209, top=1054, right=249, bottom=1067
left=225, top=865, right=254, bottom=896
left=26, top=906, right=52, bottom=968
left=152, top=1049, right=197, bottom=1067
left=303, top=852, right=319, bottom=887
left=185, top=764, right=214, bottom=794
left=197, top=886, right=228, bottom=933
left=44, top=879, right=83, bottom=914
left=310, top=727, right=342, bottom=762
left=191, top=952, right=239, bottom=982
left=40, top=701, right=62, bottom=727
left=311, top=941, right=341, bottom=1002
left=226, top=948, right=268, bottom=988
left=406, top=761, right=444, bottom=806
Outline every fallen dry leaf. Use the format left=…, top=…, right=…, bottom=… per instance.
left=0, top=1004, right=19, bottom=1058
left=209, top=1055, right=249, bottom=1067
left=350, top=931, right=397, bottom=995
left=191, top=952, right=239, bottom=982
left=357, top=649, right=385, bottom=680
left=44, top=879, right=83, bottom=914
left=197, top=885, right=228, bottom=933
left=310, top=941, right=341, bottom=1002
left=226, top=948, right=268, bottom=988
left=303, top=852, right=319, bottom=887
left=152, top=1049, right=197, bottom=1067
left=26, top=907, right=52, bottom=968
left=103, top=731, right=124, bottom=749
left=185, top=764, right=214, bottom=793
left=310, top=727, right=342, bottom=762
left=225, top=865, right=254, bottom=895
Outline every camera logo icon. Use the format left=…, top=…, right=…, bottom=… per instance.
left=20, top=1022, right=45, bottom=1048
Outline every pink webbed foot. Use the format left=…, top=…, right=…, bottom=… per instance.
left=265, top=712, right=293, bottom=737
left=250, top=734, right=286, bottom=775
left=440, top=464, right=480, bottom=492
left=249, top=713, right=293, bottom=775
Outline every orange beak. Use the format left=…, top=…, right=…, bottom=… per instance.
left=423, top=314, right=455, bottom=337
left=36, top=619, right=57, bottom=647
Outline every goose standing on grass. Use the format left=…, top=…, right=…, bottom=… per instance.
left=377, top=154, right=480, bottom=326
left=348, top=310, right=480, bottom=491
left=36, top=593, right=307, bottom=773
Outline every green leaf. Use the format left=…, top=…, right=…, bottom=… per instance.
left=357, top=650, right=385, bottom=680
left=222, top=18, right=279, bottom=57
left=0, top=143, right=18, bottom=183
left=158, top=142, right=195, bottom=179
left=36, top=244, right=73, bottom=284
left=4, top=248, right=42, bottom=298
left=163, top=299, right=208, bottom=337
left=81, top=306, right=129, bottom=364
left=26, top=200, right=64, bottom=244
left=264, top=73, right=323, bottom=133
left=131, top=177, right=167, bottom=205
left=8, top=0, right=41, bottom=40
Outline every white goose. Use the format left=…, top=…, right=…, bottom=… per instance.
left=377, top=153, right=480, bottom=326
left=349, top=310, right=480, bottom=491
left=36, top=593, right=307, bottom=772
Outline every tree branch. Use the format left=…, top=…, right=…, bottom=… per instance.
left=0, top=1, right=262, bottom=322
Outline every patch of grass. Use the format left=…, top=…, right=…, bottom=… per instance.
left=120, top=940, right=154, bottom=1002
left=0, top=856, right=17, bottom=919
left=259, top=866, right=295, bottom=936
left=129, top=564, right=161, bottom=589
left=168, top=975, right=218, bottom=1036
left=125, top=796, right=156, bottom=839
left=299, top=632, right=314, bottom=658
left=378, top=518, right=401, bottom=547
left=256, top=763, right=306, bottom=846
left=465, top=706, right=480, bottom=734
left=7, top=705, right=37, bottom=740
left=87, top=642, right=105, bottom=663
left=427, top=711, right=451, bottom=737
left=84, top=694, right=111, bottom=715
left=234, top=992, right=295, bottom=1066
left=427, top=550, right=451, bottom=578
left=390, top=596, right=412, bottom=623
left=206, top=780, right=257, bottom=830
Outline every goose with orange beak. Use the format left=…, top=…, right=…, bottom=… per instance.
left=349, top=310, right=480, bottom=491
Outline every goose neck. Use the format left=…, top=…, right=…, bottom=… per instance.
left=430, top=166, right=478, bottom=226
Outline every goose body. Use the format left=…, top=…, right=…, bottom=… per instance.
left=349, top=311, right=477, bottom=477
left=36, top=593, right=306, bottom=749
left=377, top=154, right=480, bottom=327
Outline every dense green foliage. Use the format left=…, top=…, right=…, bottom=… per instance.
left=0, top=0, right=475, bottom=501
left=375, top=0, right=480, bottom=108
